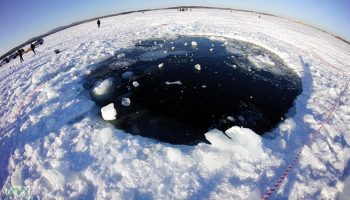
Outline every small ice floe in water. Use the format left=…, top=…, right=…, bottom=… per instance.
left=132, top=81, right=140, bottom=87
left=171, top=46, right=175, bottom=51
left=164, top=50, right=167, bottom=54
left=92, top=78, right=113, bottom=97
left=226, top=116, right=235, bottom=122
left=201, top=85, right=207, bottom=88
left=117, top=53, right=125, bottom=59
left=121, top=97, right=131, bottom=106
left=158, top=63, right=164, bottom=69
left=121, top=71, right=134, bottom=79
left=101, top=103, right=117, bottom=120
left=209, top=48, right=214, bottom=52
left=165, top=81, right=182, bottom=85
left=194, top=64, right=201, bottom=71
left=184, top=42, right=188, bottom=46
left=191, top=41, right=198, bottom=47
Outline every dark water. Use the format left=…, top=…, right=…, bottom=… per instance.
left=84, top=36, right=302, bottom=145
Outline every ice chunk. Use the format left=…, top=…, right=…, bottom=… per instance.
left=171, top=46, right=175, bottom=51
left=184, top=42, right=188, bottom=46
left=132, top=81, right=140, bottom=87
left=92, top=78, right=113, bottom=96
left=209, top=48, right=213, bottom=52
left=101, top=103, right=117, bottom=120
left=191, top=41, right=197, bottom=47
left=194, top=64, right=201, bottom=71
left=165, top=81, right=182, bottom=85
left=201, top=85, right=207, bottom=88
left=158, top=63, right=164, bottom=69
left=204, top=129, right=234, bottom=150
left=121, top=97, right=131, bottom=106
left=121, top=71, right=134, bottom=79
left=226, top=116, right=235, bottom=122
left=205, top=127, right=264, bottom=157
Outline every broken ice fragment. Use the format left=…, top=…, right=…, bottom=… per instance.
left=226, top=116, right=235, bottom=122
left=194, top=64, right=201, bottom=71
left=184, top=42, right=188, bottom=46
left=165, top=81, right=182, bottom=85
left=121, top=71, right=134, bottom=79
left=191, top=41, right=198, bottom=47
left=132, top=81, right=140, bottom=87
left=158, top=63, right=164, bottom=69
left=101, top=103, right=117, bottom=120
left=121, top=98, right=131, bottom=106
left=209, top=48, right=213, bottom=52
left=171, top=46, right=175, bottom=51
left=92, top=78, right=113, bottom=96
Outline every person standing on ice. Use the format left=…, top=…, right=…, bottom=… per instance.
left=97, top=19, right=101, bottom=28
left=30, top=43, right=36, bottom=55
left=17, top=49, right=24, bottom=63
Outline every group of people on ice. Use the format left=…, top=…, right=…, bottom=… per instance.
left=16, top=43, right=36, bottom=63
left=13, top=18, right=103, bottom=64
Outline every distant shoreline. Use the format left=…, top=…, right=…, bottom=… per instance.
left=1, top=6, right=349, bottom=60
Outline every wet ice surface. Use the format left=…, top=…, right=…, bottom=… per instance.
left=85, top=36, right=302, bottom=145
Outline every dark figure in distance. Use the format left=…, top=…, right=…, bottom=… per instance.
left=97, top=19, right=101, bottom=28
left=17, top=49, right=24, bottom=63
left=31, top=43, right=36, bottom=54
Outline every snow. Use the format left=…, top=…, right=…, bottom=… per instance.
left=101, top=103, right=117, bottom=120
left=0, top=8, right=350, bottom=200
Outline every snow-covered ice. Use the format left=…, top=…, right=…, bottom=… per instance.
left=0, top=8, right=350, bottom=200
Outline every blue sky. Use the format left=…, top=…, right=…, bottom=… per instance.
left=0, top=0, right=349, bottom=56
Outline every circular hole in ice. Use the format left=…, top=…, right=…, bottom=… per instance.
left=84, top=36, right=302, bottom=145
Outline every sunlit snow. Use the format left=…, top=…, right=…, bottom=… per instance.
left=0, top=8, right=349, bottom=200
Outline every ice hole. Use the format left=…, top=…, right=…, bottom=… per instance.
left=84, top=36, right=302, bottom=145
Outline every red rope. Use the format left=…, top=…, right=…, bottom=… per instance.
left=262, top=80, right=349, bottom=200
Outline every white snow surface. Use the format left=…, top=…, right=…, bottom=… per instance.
left=0, top=8, right=350, bottom=200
